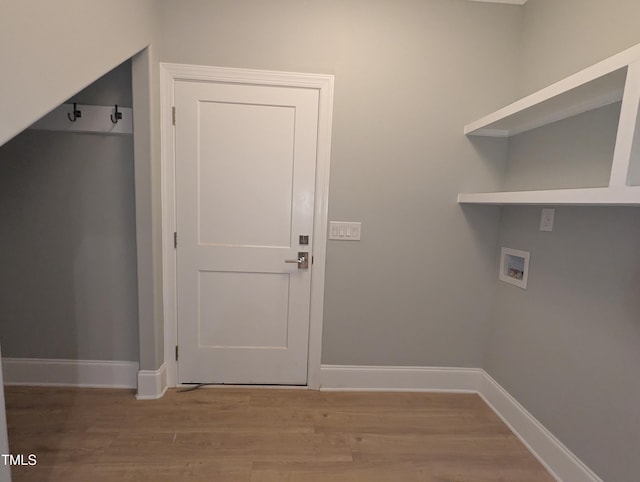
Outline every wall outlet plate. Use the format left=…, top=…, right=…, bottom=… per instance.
left=540, top=208, right=555, bottom=232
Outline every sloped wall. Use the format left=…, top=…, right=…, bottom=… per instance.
left=0, top=0, right=156, bottom=146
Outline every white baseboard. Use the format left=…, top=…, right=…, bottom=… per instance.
left=136, top=363, right=168, bottom=400
left=319, top=364, right=483, bottom=392
left=2, top=357, right=138, bottom=389
left=479, top=372, right=602, bottom=482
left=319, top=364, right=601, bottom=482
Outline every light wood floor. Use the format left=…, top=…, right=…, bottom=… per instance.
left=5, top=387, right=555, bottom=482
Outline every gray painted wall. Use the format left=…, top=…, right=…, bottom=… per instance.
left=504, top=102, right=620, bottom=191
left=156, top=0, right=523, bottom=367
left=484, top=1, right=640, bottom=481
left=485, top=206, right=640, bottom=482
left=517, top=0, right=640, bottom=97
left=0, top=62, right=139, bottom=362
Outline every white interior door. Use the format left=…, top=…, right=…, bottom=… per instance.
left=175, top=78, right=319, bottom=385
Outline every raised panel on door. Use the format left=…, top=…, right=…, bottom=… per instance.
left=197, top=101, right=295, bottom=248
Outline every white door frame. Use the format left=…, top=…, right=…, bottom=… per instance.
left=160, top=63, right=334, bottom=389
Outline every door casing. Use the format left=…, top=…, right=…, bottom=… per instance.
left=160, top=63, right=334, bottom=389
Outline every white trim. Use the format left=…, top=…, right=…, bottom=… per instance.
left=319, top=364, right=602, bottom=482
left=457, top=186, right=640, bottom=205
left=479, top=373, right=602, bottom=482
left=2, top=358, right=138, bottom=389
left=136, top=363, right=168, bottom=400
left=307, top=69, right=334, bottom=390
left=160, top=63, right=334, bottom=389
left=467, top=0, right=528, bottom=4
left=319, top=364, right=483, bottom=392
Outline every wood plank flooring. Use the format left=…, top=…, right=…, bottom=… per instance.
left=4, top=387, right=555, bottom=481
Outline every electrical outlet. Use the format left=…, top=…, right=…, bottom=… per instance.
left=540, top=208, right=555, bottom=232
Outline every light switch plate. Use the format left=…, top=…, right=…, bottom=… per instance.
left=540, top=208, right=555, bottom=232
left=329, top=221, right=361, bottom=241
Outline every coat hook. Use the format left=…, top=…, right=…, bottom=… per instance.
left=67, top=103, right=81, bottom=122
left=110, top=104, right=122, bottom=124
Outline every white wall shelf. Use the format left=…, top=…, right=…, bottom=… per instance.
left=29, top=103, right=133, bottom=135
left=464, top=68, right=627, bottom=138
left=458, top=186, right=640, bottom=206
left=460, top=43, right=640, bottom=206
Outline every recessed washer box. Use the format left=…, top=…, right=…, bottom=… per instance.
left=499, top=247, right=530, bottom=289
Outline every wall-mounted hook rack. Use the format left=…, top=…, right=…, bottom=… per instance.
left=30, top=103, right=132, bottom=135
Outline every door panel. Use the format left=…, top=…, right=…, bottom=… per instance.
left=197, top=271, right=290, bottom=348
left=197, top=101, right=295, bottom=248
left=175, top=79, right=319, bottom=385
